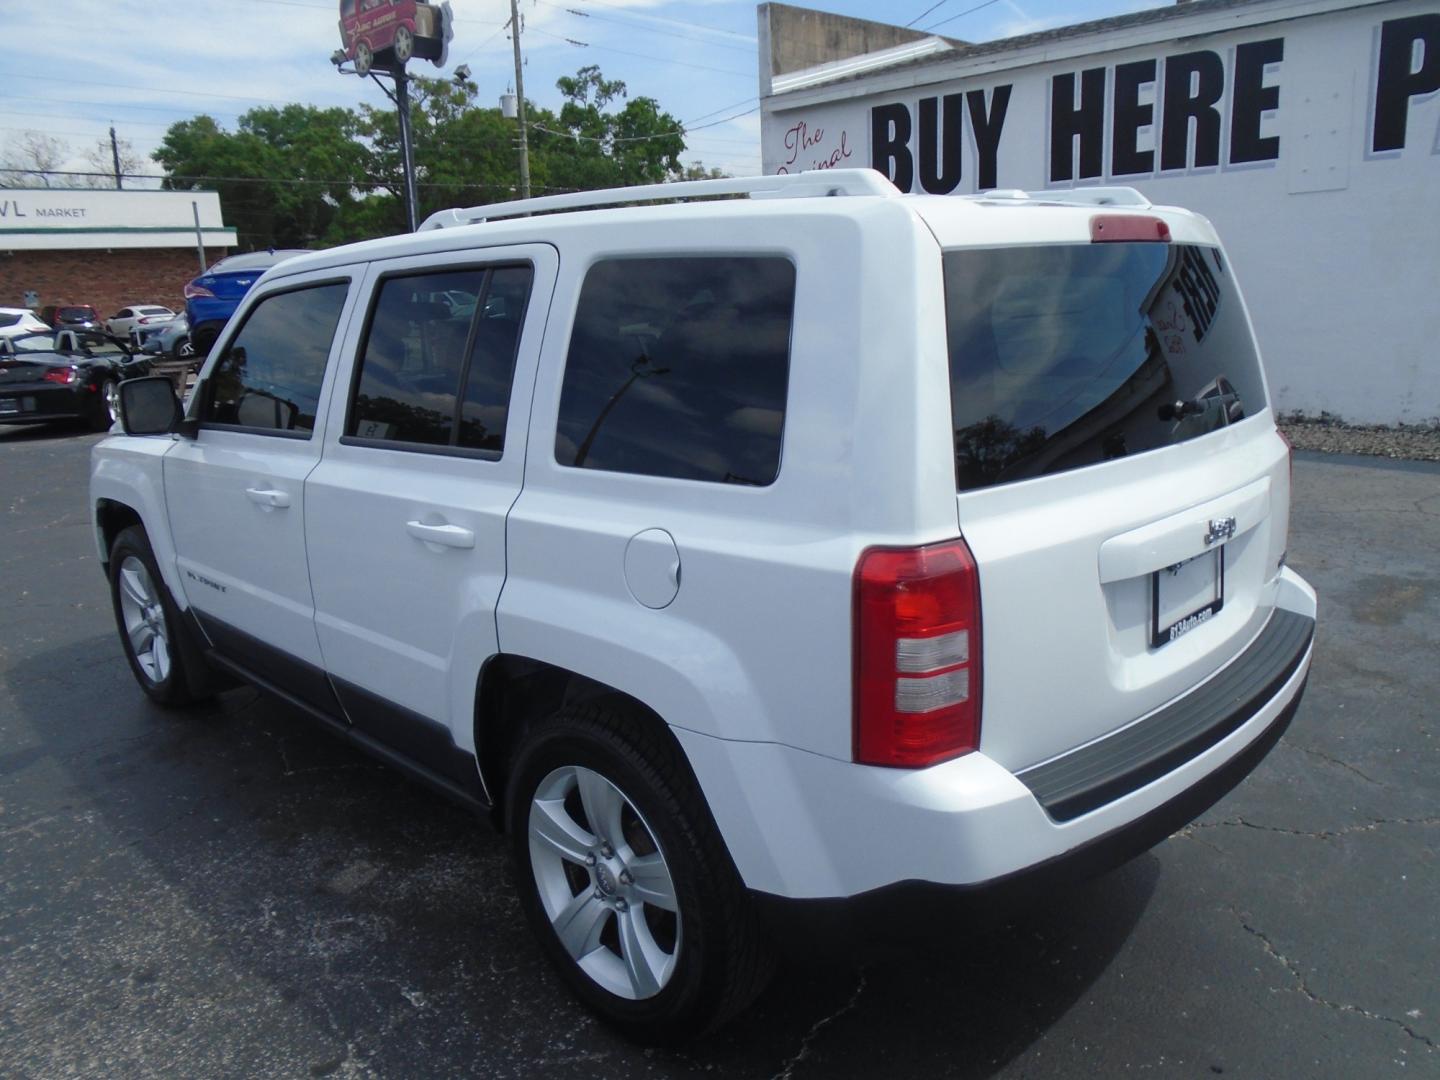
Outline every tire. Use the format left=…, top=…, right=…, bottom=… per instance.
left=507, top=702, right=773, bottom=1042
left=108, top=526, right=206, bottom=707
left=176, top=337, right=194, bottom=359
left=90, top=378, right=119, bottom=432
left=354, top=39, right=373, bottom=75
left=393, top=25, right=414, bottom=63
left=189, top=322, right=221, bottom=360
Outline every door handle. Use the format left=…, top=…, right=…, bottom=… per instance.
left=406, top=521, right=475, bottom=550
left=245, top=487, right=291, bottom=509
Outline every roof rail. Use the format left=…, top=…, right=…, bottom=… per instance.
left=1017, top=187, right=1152, bottom=209
left=418, top=169, right=900, bottom=231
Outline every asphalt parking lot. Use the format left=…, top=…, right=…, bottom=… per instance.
left=1, top=422, right=1435, bottom=1079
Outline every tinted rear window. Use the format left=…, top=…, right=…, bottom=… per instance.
left=944, top=243, right=1265, bottom=491
left=59, top=307, right=94, bottom=319
left=555, top=256, right=795, bottom=486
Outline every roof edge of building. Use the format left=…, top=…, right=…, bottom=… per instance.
left=762, top=0, right=1395, bottom=101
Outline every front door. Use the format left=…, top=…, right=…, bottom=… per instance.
left=164, top=272, right=357, bottom=712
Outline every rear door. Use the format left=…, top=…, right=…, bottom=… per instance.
left=164, top=270, right=358, bottom=712
left=304, top=244, right=556, bottom=773
left=940, top=240, right=1291, bottom=772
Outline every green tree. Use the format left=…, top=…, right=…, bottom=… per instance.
left=534, top=65, right=686, bottom=190
left=153, top=65, right=695, bottom=248
left=153, top=106, right=366, bottom=250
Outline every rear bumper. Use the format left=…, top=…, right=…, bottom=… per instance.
left=0, top=384, right=92, bottom=424
left=676, top=568, right=1316, bottom=900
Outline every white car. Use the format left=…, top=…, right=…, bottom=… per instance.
left=0, top=307, right=49, bottom=338
left=104, top=305, right=176, bottom=339
left=91, top=170, right=1316, bottom=1041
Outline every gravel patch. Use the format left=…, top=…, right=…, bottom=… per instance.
left=1278, top=414, right=1440, bottom=462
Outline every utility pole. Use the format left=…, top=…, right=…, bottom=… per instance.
left=509, top=0, right=531, bottom=200
left=109, top=125, right=122, bottom=190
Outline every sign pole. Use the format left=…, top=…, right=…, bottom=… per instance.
left=191, top=201, right=207, bottom=274
left=395, top=68, right=420, bottom=232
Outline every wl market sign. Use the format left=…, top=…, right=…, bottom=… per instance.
left=0, top=200, right=89, bottom=220
left=770, top=14, right=1438, bottom=190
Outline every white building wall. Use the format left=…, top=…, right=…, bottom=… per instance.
left=761, top=0, right=1440, bottom=425
left=0, top=190, right=237, bottom=251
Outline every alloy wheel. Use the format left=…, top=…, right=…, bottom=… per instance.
left=117, top=556, right=171, bottom=685
left=528, top=765, right=681, bottom=1000
left=394, top=26, right=414, bottom=63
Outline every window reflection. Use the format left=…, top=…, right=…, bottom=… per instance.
left=555, top=257, right=796, bottom=485
left=943, top=243, right=1265, bottom=490
left=204, top=283, right=348, bottom=434
left=349, top=266, right=531, bottom=453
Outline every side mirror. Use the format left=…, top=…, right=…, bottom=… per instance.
left=119, top=376, right=185, bottom=436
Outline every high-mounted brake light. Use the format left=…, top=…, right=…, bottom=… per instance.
left=1090, top=214, right=1171, bottom=243
left=854, top=539, right=982, bottom=768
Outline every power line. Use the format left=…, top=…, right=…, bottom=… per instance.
left=907, top=0, right=957, bottom=27
left=4, top=70, right=336, bottom=107
left=568, top=0, right=755, bottom=43
left=535, top=0, right=754, bottom=54
left=924, top=0, right=1005, bottom=32
left=0, top=125, right=164, bottom=145
left=526, top=25, right=752, bottom=78
left=683, top=97, right=759, bottom=125
left=529, top=104, right=755, bottom=146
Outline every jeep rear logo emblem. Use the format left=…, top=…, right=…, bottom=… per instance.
left=1205, top=516, right=1237, bottom=546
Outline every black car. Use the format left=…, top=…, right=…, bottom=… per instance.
left=0, top=332, right=152, bottom=431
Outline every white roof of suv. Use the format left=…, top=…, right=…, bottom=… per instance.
left=263, top=170, right=1217, bottom=283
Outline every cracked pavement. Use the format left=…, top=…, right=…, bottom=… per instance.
left=0, top=426, right=1435, bottom=1079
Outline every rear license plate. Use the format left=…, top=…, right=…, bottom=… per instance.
left=1151, top=548, right=1224, bottom=648
left=0, top=397, right=19, bottom=416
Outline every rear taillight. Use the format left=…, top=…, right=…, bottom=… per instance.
left=42, top=367, right=77, bottom=385
left=854, top=539, right=982, bottom=768
left=184, top=281, right=215, bottom=299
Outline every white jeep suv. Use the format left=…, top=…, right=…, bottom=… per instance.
left=92, top=170, right=1316, bottom=1040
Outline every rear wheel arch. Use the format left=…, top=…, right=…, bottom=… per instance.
left=474, top=657, right=703, bottom=832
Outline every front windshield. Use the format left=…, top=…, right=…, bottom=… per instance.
left=7, top=333, right=63, bottom=354
left=4, top=332, right=128, bottom=358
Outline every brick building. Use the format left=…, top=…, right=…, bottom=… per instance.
left=0, top=189, right=237, bottom=320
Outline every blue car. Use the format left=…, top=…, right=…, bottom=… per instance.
left=184, top=249, right=309, bottom=358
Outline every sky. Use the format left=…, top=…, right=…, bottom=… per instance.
left=0, top=0, right=1172, bottom=186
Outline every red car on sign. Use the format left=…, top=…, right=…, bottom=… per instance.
left=339, top=0, right=445, bottom=75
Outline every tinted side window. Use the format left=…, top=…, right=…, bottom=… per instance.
left=555, top=257, right=795, bottom=486
left=0, top=313, right=18, bottom=328
left=458, top=267, right=531, bottom=452
left=203, top=282, right=347, bottom=435
left=348, top=265, right=531, bottom=454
